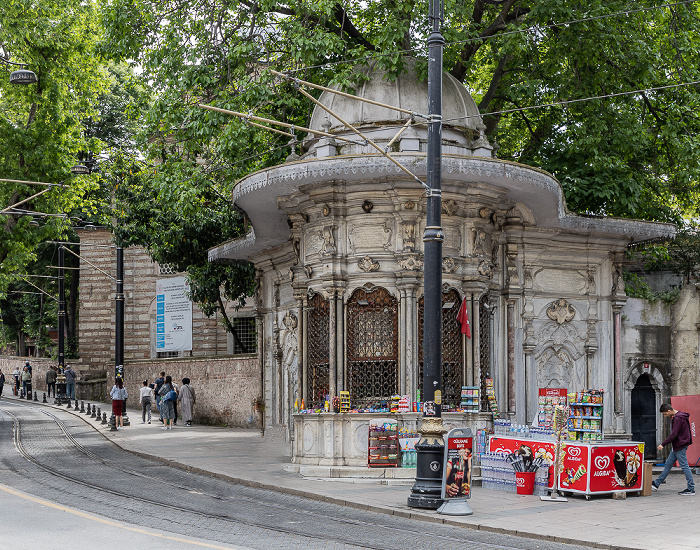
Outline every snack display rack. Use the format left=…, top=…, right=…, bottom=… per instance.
left=537, top=388, right=567, bottom=429
left=460, top=386, right=479, bottom=413
left=567, top=390, right=604, bottom=441
left=485, top=378, right=499, bottom=416
left=339, top=391, right=351, bottom=413
left=368, top=418, right=399, bottom=468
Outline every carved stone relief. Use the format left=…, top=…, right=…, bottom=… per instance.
left=442, top=199, right=459, bottom=216
left=319, top=225, right=336, bottom=256
left=358, top=255, right=380, bottom=272
left=534, top=321, right=586, bottom=390
left=442, top=256, right=457, bottom=274
left=506, top=245, right=518, bottom=285
left=402, top=221, right=416, bottom=250
left=348, top=221, right=392, bottom=254
left=533, top=269, right=587, bottom=295
left=398, top=255, right=423, bottom=271
left=547, top=299, right=576, bottom=324
left=478, top=260, right=493, bottom=278
left=471, top=228, right=487, bottom=257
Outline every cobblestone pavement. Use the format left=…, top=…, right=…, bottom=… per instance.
left=0, top=400, right=580, bottom=550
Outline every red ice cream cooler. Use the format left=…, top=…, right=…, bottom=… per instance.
left=488, top=436, right=645, bottom=498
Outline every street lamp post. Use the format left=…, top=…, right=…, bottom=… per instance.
left=57, top=245, right=66, bottom=370
left=1, top=57, right=38, bottom=85
left=407, top=0, right=446, bottom=510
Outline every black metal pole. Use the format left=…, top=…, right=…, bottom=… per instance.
left=407, top=0, right=445, bottom=510
left=115, top=245, right=124, bottom=379
left=57, top=246, right=65, bottom=371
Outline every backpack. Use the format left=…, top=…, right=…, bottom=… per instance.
left=164, top=389, right=178, bottom=402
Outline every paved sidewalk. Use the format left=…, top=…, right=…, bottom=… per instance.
left=6, top=394, right=699, bottom=550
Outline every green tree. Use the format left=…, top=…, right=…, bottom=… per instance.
left=99, top=0, right=700, bottom=326
left=100, top=0, right=700, bottom=224
left=1, top=0, right=110, bottom=296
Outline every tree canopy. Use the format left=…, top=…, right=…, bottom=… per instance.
left=1, top=0, right=109, bottom=293
left=100, top=0, right=700, bottom=225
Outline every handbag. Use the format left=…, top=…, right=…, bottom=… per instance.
left=164, top=389, right=178, bottom=402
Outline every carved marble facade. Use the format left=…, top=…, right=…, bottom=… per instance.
left=209, top=62, right=674, bottom=462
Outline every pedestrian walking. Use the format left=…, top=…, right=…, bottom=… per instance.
left=46, top=366, right=57, bottom=398
left=154, top=371, right=166, bottom=424
left=178, top=378, right=196, bottom=426
left=652, top=403, right=695, bottom=495
left=172, top=379, right=179, bottom=425
left=0, top=368, right=5, bottom=399
left=139, top=380, right=154, bottom=424
left=20, top=366, right=31, bottom=398
left=64, top=365, right=77, bottom=399
left=158, top=376, right=177, bottom=430
left=110, top=378, right=128, bottom=429
left=11, top=367, right=20, bottom=396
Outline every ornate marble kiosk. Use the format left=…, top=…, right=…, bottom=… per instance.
left=209, top=60, right=674, bottom=465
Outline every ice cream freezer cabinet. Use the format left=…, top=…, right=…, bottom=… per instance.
left=488, top=436, right=645, bottom=498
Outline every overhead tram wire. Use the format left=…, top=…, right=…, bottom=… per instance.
left=188, top=77, right=700, bottom=178
left=275, top=0, right=700, bottom=75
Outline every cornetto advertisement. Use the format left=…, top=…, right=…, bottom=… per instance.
left=558, top=443, right=589, bottom=492
left=589, top=444, right=644, bottom=492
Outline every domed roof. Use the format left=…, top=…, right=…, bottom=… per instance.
left=308, top=59, right=483, bottom=135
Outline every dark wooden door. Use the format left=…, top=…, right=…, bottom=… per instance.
left=631, top=374, right=656, bottom=458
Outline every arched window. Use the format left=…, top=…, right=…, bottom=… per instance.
left=418, top=288, right=463, bottom=408
left=347, top=285, right=398, bottom=408
left=306, top=292, right=329, bottom=408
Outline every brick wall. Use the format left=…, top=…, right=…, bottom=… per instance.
left=78, top=229, right=231, bottom=366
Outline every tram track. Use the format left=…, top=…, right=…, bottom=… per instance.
left=0, top=401, right=569, bottom=550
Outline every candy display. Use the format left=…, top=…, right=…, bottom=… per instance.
left=567, top=389, right=604, bottom=441
left=537, top=388, right=567, bottom=429
left=486, top=378, right=500, bottom=417
left=368, top=419, right=399, bottom=468
left=461, top=386, right=480, bottom=413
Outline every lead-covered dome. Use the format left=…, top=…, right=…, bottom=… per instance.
left=308, top=58, right=483, bottom=136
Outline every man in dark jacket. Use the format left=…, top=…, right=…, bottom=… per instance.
left=652, top=403, right=695, bottom=495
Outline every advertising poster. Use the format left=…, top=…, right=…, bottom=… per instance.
left=589, top=444, right=644, bottom=492
left=489, top=437, right=556, bottom=488
left=558, top=443, right=589, bottom=492
left=155, top=277, right=193, bottom=352
left=670, top=395, right=700, bottom=468
left=442, top=429, right=473, bottom=500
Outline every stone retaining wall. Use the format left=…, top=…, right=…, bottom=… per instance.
left=0, top=355, right=261, bottom=428
left=117, top=355, right=262, bottom=427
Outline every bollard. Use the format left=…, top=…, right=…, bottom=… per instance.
left=80, top=401, right=85, bottom=413
left=90, top=405, right=96, bottom=418
left=42, top=393, right=47, bottom=403
left=74, top=400, right=79, bottom=411
left=109, top=414, right=117, bottom=432
left=95, top=406, right=101, bottom=420
left=65, top=399, right=71, bottom=408
left=101, top=412, right=107, bottom=425
left=85, top=402, right=91, bottom=415
left=34, top=391, right=38, bottom=402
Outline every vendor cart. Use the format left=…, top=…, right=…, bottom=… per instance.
left=489, top=436, right=645, bottom=499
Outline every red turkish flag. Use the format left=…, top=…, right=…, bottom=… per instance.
left=457, top=298, right=471, bottom=338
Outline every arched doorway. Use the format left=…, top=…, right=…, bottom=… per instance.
left=631, top=374, right=656, bottom=458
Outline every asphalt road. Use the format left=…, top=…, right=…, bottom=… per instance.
left=0, top=400, right=581, bottom=550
